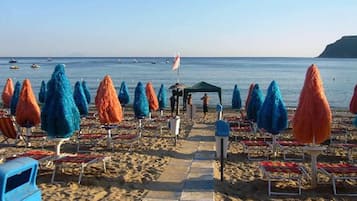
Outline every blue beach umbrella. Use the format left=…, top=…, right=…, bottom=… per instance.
left=118, top=81, right=130, bottom=106
left=353, top=116, right=357, bottom=127
left=247, top=84, right=264, bottom=122
left=133, top=82, right=149, bottom=118
left=10, top=81, right=21, bottom=115
left=157, top=84, right=167, bottom=111
left=82, top=80, right=91, bottom=104
left=257, top=80, right=287, bottom=135
left=232, top=84, right=242, bottom=110
left=73, top=81, right=89, bottom=116
left=41, top=64, right=80, bottom=140
left=38, top=80, right=46, bottom=103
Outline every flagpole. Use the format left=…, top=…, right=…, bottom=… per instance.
left=177, top=66, right=180, bottom=83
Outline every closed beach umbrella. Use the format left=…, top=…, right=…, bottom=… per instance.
left=38, top=80, right=46, bottom=103
left=353, top=116, right=357, bottom=127
left=257, top=81, right=287, bottom=156
left=157, top=84, right=167, bottom=111
left=10, top=81, right=21, bottom=116
left=349, top=84, right=357, bottom=114
left=292, top=64, right=331, bottom=188
left=244, top=83, right=255, bottom=112
left=146, top=82, right=159, bottom=112
left=2, top=78, right=14, bottom=108
left=232, top=84, right=242, bottom=110
left=73, top=81, right=89, bottom=116
left=41, top=64, right=80, bottom=139
left=247, top=84, right=264, bottom=122
left=293, top=64, right=332, bottom=144
left=82, top=80, right=91, bottom=104
left=16, top=79, right=41, bottom=128
left=118, top=81, right=130, bottom=106
left=95, top=75, right=123, bottom=124
left=134, top=82, right=149, bottom=118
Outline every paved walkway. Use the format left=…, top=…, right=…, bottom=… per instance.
left=143, top=123, right=215, bottom=201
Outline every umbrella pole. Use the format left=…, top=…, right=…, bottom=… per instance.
left=26, top=127, right=31, bottom=147
left=272, top=135, right=277, bottom=158
left=303, top=145, right=326, bottom=188
left=107, top=128, right=112, bottom=149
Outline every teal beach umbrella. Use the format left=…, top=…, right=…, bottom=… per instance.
left=38, top=80, right=46, bottom=103
left=232, top=84, right=242, bottom=109
left=73, top=81, right=89, bottom=116
left=157, top=84, right=167, bottom=110
left=133, top=82, right=149, bottom=118
left=41, top=64, right=80, bottom=139
left=257, top=80, right=287, bottom=134
left=82, top=80, right=91, bottom=104
left=10, top=81, right=21, bottom=115
left=118, top=81, right=130, bottom=106
left=247, top=84, right=264, bottom=122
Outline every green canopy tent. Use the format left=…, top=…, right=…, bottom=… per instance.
left=183, top=81, right=222, bottom=109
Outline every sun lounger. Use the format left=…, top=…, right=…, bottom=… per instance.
left=276, top=140, right=305, bottom=161
left=330, top=143, right=357, bottom=162
left=318, top=163, right=357, bottom=196
left=6, top=150, right=54, bottom=168
left=260, top=161, right=307, bottom=196
left=51, top=154, right=110, bottom=184
left=241, top=140, right=270, bottom=160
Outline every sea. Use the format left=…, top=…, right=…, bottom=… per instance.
left=0, top=57, right=356, bottom=109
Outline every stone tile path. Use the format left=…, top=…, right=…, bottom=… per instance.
left=143, top=123, right=215, bottom=201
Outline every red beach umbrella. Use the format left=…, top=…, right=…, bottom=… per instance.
left=245, top=83, right=255, bottom=112
left=349, top=84, right=357, bottom=114
left=2, top=78, right=14, bottom=108
left=95, top=75, right=123, bottom=124
left=146, top=82, right=159, bottom=112
left=293, top=64, right=332, bottom=144
left=16, top=79, right=41, bottom=127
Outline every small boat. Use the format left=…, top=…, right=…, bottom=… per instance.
left=9, top=58, right=17, bottom=63
left=31, top=64, right=40, bottom=68
left=10, top=65, right=19, bottom=69
left=47, top=57, right=52, bottom=61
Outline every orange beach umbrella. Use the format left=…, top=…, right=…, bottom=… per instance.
left=95, top=75, right=123, bottom=124
left=349, top=84, right=357, bottom=114
left=16, top=79, right=41, bottom=127
left=2, top=78, right=14, bottom=108
left=146, top=82, right=159, bottom=112
left=293, top=64, right=332, bottom=144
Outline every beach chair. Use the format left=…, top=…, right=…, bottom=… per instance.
left=317, top=163, right=357, bottom=196
left=276, top=140, right=305, bottom=161
left=241, top=140, right=270, bottom=160
left=260, top=161, right=307, bottom=196
left=111, top=124, right=141, bottom=151
left=76, top=123, right=106, bottom=152
left=329, top=143, right=357, bottom=162
left=0, top=116, right=46, bottom=147
left=51, top=154, right=111, bottom=184
left=6, top=150, right=54, bottom=168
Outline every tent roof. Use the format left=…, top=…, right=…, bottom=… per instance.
left=184, top=81, right=221, bottom=92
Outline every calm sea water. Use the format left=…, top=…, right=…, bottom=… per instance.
left=0, top=57, right=356, bottom=109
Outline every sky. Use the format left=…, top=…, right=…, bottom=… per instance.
left=0, top=0, right=356, bottom=57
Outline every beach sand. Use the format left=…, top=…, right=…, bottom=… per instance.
left=0, top=107, right=356, bottom=200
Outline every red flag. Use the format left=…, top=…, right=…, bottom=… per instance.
left=172, top=54, right=180, bottom=71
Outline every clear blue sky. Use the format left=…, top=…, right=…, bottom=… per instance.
left=0, top=0, right=356, bottom=57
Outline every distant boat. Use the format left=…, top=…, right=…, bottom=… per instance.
left=9, top=58, right=17, bottom=63
left=10, top=65, right=19, bottom=69
left=47, top=57, right=52, bottom=61
left=31, top=64, right=40, bottom=68
left=133, top=59, right=138, bottom=63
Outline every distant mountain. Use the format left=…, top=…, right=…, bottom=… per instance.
left=318, top=36, right=357, bottom=58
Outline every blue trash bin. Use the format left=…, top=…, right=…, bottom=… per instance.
left=216, top=104, right=223, bottom=120
left=215, top=120, right=230, bottom=158
left=0, top=157, right=41, bottom=201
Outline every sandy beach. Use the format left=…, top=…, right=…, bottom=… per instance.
left=0, top=107, right=356, bottom=201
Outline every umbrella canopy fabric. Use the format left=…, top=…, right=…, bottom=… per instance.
left=146, top=82, right=159, bottom=112
left=246, top=84, right=264, bottom=122
left=95, top=75, right=123, bottom=124
left=10, top=81, right=21, bottom=115
left=118, top=81, right=130, bottom=106
left=41, top=64, right=80, bottom=138
left=245, top=83, right=255, bottom=111
left=257, top=80, right=287, bottom=135
left=2, top=78, right=14, bottom=108
left=293, top=64, right=332, bottom=144
left=232, top=84, right=242, bottom=109
left=134, top=82, right=149, bottom=118
left=38, top=80, right=46, bottom=103
left=353, top=116, right=357, bottom=127
left=16, top=79, right=41, bottom=127
left=349, top=84, right=357, bottom=114
left=73, top=81, right=89, bottom=116
left=157, top=84, right=167, bottom=110
left=82, top=80, right=91, bottom=104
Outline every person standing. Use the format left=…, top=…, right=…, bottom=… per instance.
left=201, top=93, right=209, bottom=120
left=170, top=94, right=176, bottom=117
